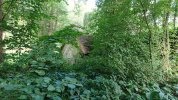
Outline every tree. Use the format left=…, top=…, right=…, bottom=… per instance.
left=39, top=1, right=69, bottom=36
left=139, top=0, right=153, bottom=65
left=2, top=0, right=49, bottom=52
left=0, top=0, right=3, bottom=63
left=90, top=0, right=153, bottom=81
left=86, top=0, right=178, bottom=81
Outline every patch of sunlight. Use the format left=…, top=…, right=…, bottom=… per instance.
left=67, top=0, right=96, bottom=26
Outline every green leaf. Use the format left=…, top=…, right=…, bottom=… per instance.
left=75, top=84, right=83, bottom=87
left=159, top=91, right=165, bottom=99
left=43, top=77, right=51, bottom=83
left=83, top=90, right=91, bottom=94
left=41, top=82, right=48, bottom=88
left=149, top=91, right=160, bottom=100
left=47, top=85, right=55, bottom=91
left=55, top=80, right=61, bottom=86
left=174, top=85, right=178, bottom=90
left=20, top=87, right=33, bottom=94
left=34, top=88, right=41, bottom=94
left=35, top=70, right=45, bottom=76
left=31, top=94, right=44, bottom=100
left=64, top=77, right=77, bottom=83
left=18, top=95, right=28, bottom=100
left=52, top=96, right=62, bottom=100
left=35, top=78, right=43, bottom=84
left=4, top=84, right=17, bottom=90
left=67, top=84, right=76, bottom=89
left=31, top=60, right=38, bottom=65
left=56, top=86, right=62, bottom=92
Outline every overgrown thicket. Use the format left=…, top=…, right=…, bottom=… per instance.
left=79, top=0, right=178, bottom=83
left=0, top=0, right=177, bottom=100
left=92, top=0, right=155, bottom=81
left=39, top=1, right=69, bottom=36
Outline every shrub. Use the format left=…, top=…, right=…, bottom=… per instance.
left=39, top=25, right=86, bottom=46
left=15, top=41, right=64, bottom=73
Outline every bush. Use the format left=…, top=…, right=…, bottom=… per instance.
left=39, top=25, right=86, bottom=46
left=78, top=0, right=165, bottom=83
left=15, top=41, right=64, bottom=73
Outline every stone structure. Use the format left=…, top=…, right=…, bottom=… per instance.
left=62, top=35, right=93, bottom=64
left=62, top=44, right=79, bottom=64
left=77, top=35, right=92, bottom=55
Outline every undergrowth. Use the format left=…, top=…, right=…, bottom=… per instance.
left=0, top=41, right=177, bottom=100
left=0, top=26, right=177, bottom=100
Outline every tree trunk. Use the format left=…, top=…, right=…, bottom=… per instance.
left=0, top=0, right=3, bottom=63
left=54, top=9, right=58, bottom=31
left=173, top=3, right=177, bottom=31
left=162, top=12, right=170, bottom=70
left=152, top=0, right=157, bottom=27
left=171, top=3, right=177, bottom=58
left=139, top=0, right=153, bottom=66
left=48, top=5, right=55, bottom=35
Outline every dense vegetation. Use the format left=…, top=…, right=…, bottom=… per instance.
left=0, top=0, right=177, bottom=100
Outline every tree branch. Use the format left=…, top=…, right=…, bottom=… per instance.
left=173, top=3, right=177, bottom=31
left=1, top=0, right=15, bottom=22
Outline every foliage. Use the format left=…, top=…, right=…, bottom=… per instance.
left=15, top=41, right=64, bottom=72
left=39, top=24, right=86, bottom=46
left=170, top=28, right=178, bottom=66
left=0, top=0, right=177, bottom=99
left=83, top=11, right=98, bottom=34
left=2, top=0, right=46, bottom=50
left=39, top=0, right=69, bottom=35
left=81, top=0, right=160, bottom=82
left=0, top=70, right=177, bottom=100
